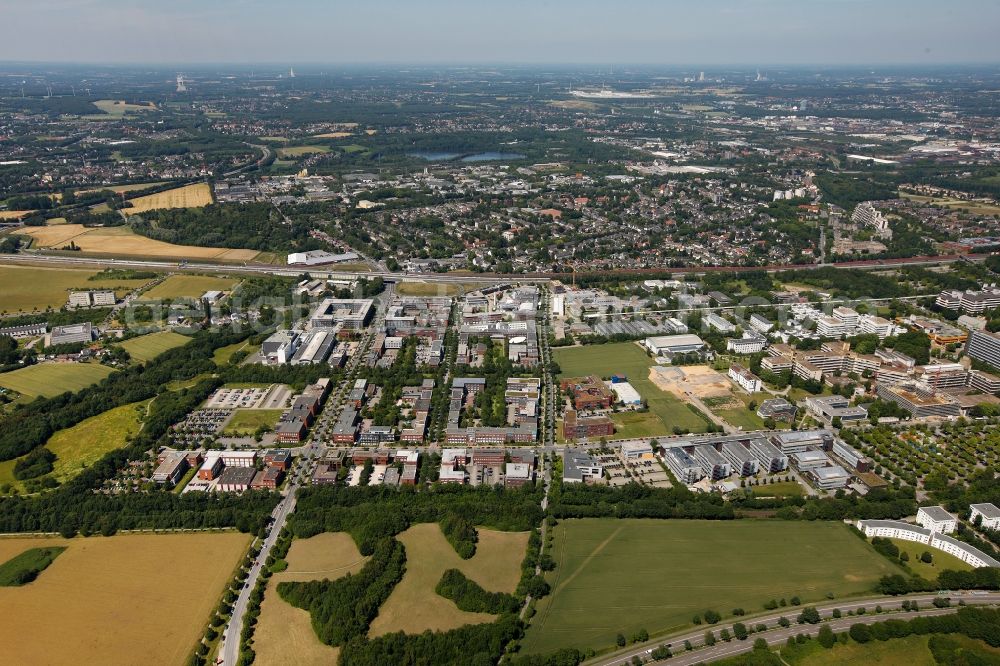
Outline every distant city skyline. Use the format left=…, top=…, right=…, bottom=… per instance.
left=2, top=0, right=999, bottom=65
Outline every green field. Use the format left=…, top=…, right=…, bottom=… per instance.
left=222, top=409, right=283, bottom=436
left=771, top=632, right=1000, bottom=666
left=212, top=341, right=258, bottom=366
left=555, top=343, right=708, bottom=435
left=715, top=406, right=767, bottom=431
left=0, top=547, right=66, bottom=586
left=752, top=481, right=805, bottom=497
left=0, top=265, right=153, bottom=313
left=0, top=363, right=114, bottom=398
left=138, top=274, right=239, bottom=301
left=0, top=401, right=146, bottom=491
left=118, top=331, right=190, bottom=363
left=889, top=538, right=973, bottom=579
left=522, top=518, right=902, bottom=654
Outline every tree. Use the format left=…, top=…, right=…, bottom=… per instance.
left=720, top=628, right=732, bottom=642
left=754, top=638, right=769, bottom=651
left=778, top=617, right=790, bottom=628
left=921, top=551, right=933, bottom=564
left=797, top=607, right=821, bottom=625
left=704, top=609, right=721, bottom=624
left=704, top=630, right=716, bottom=646
left=616, top=633, right=626, bottom=648
left=733, top=622, right=749, bottom=640
left=849, top=623, right=872, bottom=643
left=817, top=624, right=836, bottom=648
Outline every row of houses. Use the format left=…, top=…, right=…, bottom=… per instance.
left=275, top=379, right=332, bottom=444
left=153, top=448, right=291, bottom=491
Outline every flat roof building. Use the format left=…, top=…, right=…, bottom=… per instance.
left=916, top=505, right=957, bottom=534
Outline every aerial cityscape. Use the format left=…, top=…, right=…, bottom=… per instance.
left=2, top=2, right=1000, bottom=665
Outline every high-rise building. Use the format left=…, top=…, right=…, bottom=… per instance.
left=967, top=329, right=1000, bottom=371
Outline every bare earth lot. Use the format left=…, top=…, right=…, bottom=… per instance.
left=0, top=532, right=249, bottom=665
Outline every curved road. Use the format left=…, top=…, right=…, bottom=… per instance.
left=590, top=592, right=1000, bottom=666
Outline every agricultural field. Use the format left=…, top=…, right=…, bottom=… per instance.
left=777, top=632, right=1000, bottom=666
left=222, top=409, right=284, bottom=436
left=554, top=342, right=709, bottom=435
left=368, top=523, right=529, bottom=636
left=75, top=181, right=166, bottom=196
left=0, top=362, right=114, bottom=398
left=123, top=183, right=213, bottom=215
left=277, top=145, right=330, bottom=158
left=119, top=330, right=190, bottom=363
left=20, top=224, right=259, bottom=262
left=138, top=274, right=240, bottom=301
left=0, top=264, right=154, bottom=313
left=0, top=210, right=34, bottom=220
left=521, top=518, right=902, bottom=654
left=900, top=191, right=1000, bottom=217
left=0, top=533, right=249, bottom=665
left=254, top=533, right=368, bottom=666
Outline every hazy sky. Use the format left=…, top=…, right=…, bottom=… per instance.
left=2, top=0, right=998, bottom=65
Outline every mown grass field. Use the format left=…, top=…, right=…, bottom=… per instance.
left=888, top=537, right=973, bottom=578
left=554, top=343, right=708, bottom=435
left=138, top=274, right=240, bottom=301
left=222, top=409, right=284, bottom=436
left=123, top=182, right=213, bottom=215
left=119, top=330, right=190, bottom=363
left=522, top=519, right=902, bottom=654
left=0, top=546, right=66, bottom=586
left=277, top=145, right=330, bottom=157
left=369, top=523, right=529, bottom=637
left=75, top=181, right=165, bottom=196
left=776, top=632, right=1000, bottom=665
left=0, top=264, right=153, bottom=313
left=0, top=533, right=249, bottom=665
left=255, top=533, right=368, bottom=666
left=0, top=362, right=114, bottom=398
left=395, top=281, right=482, bottom=296
left=213, top=340, right=258, bottom=366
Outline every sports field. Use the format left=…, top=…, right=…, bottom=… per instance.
left=0, top=264, right=153, bottom=313
left=222, top=409, right=284, bottom=436
left=369, top=523, right=529, bottom=637
left=119, top=330, right=190, bottom=363
left=521, top=518, right=902, bottom=654
left=0, top=362, right=114, bottom=398
left=123, top=182, right=213, bottom=215
left=554, top=343, right=708, bottom=435
left=254, top=533, right=368, bottom=666
left=21, top=224, right=259, bottom=262
left=0, top=533, right=249, bottom=665
left=139, top=274, right=240, bottom=301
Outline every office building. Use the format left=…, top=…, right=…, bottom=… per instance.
left=967, top=329, right=1000, bottom=371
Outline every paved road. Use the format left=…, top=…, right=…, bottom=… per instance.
left=218, top=287, right=394, bottom=666
left=590, top=592, right=1000, bottom=666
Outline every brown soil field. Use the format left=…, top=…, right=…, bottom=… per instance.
left=368, top=523, right=528, bottom=637
left=649, top=364, right=733, bottom=399
left=124, top=183, right=213, bottom=215
left=254, top=533, right=368, bottom=666
left=22, top=224, right=259, bottom=262
left=0, top=532, right=249, bottom=666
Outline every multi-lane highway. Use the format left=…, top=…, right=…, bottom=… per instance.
left=589, top=592, right=1000, bottom=666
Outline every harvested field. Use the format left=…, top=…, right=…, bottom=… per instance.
left=75, top=182, right=166, bottom=196
left=0, top=533, right=250, bottom=666
left=22, top=224, right=258, bottom=262
left=649, top=364, right=733, bottom=399
left=255, top=533, right=368, bottom=666
left=124, top=183, right=213, bottom=215
left=313, top=132, right=353, bottom=138
left=0, top=264, right=153, bottom=312
left=277, top=145, right=330, bottom=157
left=0, top=211, right=34, bottom=220
left=368, top=523, right=528, bottom=637
left=92, top=99, right=157, bottom=115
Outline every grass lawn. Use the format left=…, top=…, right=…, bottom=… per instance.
left=751, top=480, right=805, bottom=497
left=369, top=523, right=529, bottom=637
left=714, top=406, right=767, bottom=431
left=521, top=518, right=903, bottom=654
left=0, top=265, right=153, bottom=313
left=395, top=281, right=483, bottom=297
left=119, top=330, right=190, bottom=363
left=213, top=341, right=258, bottom=366
left=138, top=274, right=240, bottom=301
left=0, top=547, right=66, bottom=586
left=222, top=409, right=284, bottom=436
left=889, top=538, right=973, bottom=578
left=0, top=362, right=114, bottom=398
left=555, top=343, right=708, bottom=435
